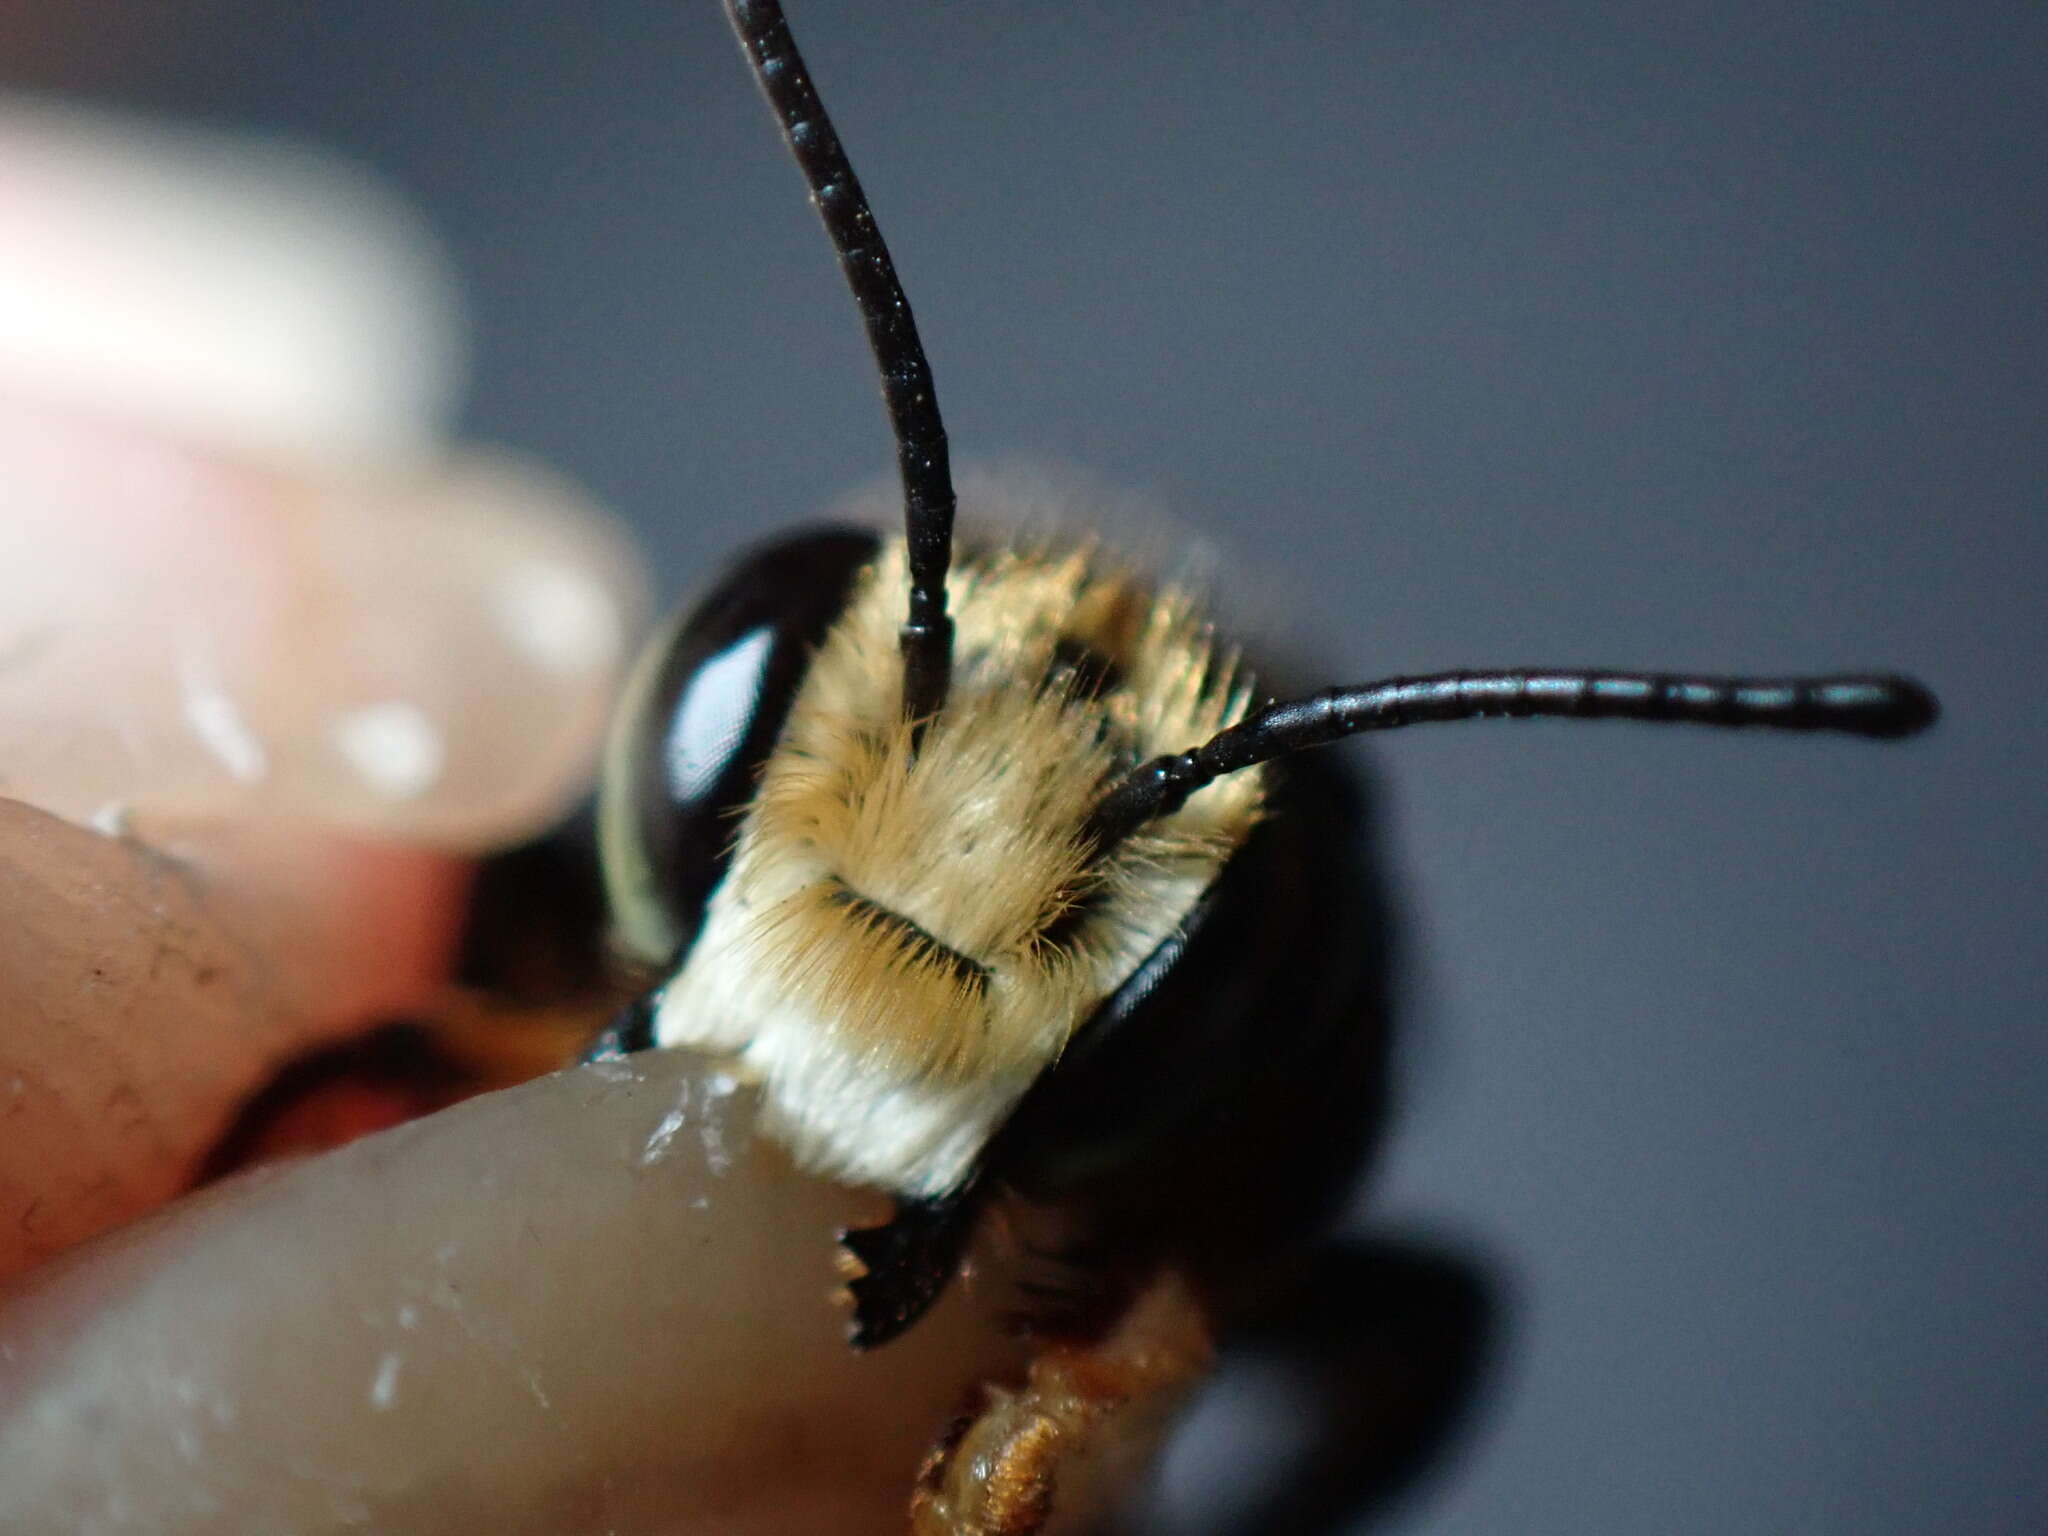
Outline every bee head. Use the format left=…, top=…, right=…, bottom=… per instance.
left=603, top=527, right=1266, bottom=1195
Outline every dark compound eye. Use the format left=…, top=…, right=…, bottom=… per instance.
left=599, top=525, right=879, bottom=966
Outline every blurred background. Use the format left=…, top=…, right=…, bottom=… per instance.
left=6, top=1, right=2042, bottom=1531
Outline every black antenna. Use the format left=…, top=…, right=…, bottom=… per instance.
left=724, top=0, right=957, bottom=724
left=1084, top=669, right=1938, bottom=853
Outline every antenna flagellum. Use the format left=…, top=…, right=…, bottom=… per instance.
left=1084, top=669, right=1938, bottom=853
left=724, top=0, right=957, bottom=723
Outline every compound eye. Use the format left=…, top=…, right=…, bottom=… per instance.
left=599, top=525, right=879, bottom=965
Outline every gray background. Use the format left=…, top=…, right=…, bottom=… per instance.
left=15, top=2, right=2042, bottom=1530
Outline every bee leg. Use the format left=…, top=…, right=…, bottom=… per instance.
left=839, top=1181, right=982, bottom=1349
left=579, top=990, right=659, bottom=1063
left=909, top=1267, right=1215, bottom=1536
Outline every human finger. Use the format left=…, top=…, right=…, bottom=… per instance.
left=0, top=798, right=470, bottom=1282
left=0, top=1051, right=1026, bottom=1535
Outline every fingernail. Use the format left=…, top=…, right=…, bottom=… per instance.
left=0, top=412, right=646, bottom=848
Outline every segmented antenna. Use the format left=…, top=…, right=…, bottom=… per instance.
left=724, top=0, right=957, bottom=724
left=1084, top=670, right=1938, bottom=853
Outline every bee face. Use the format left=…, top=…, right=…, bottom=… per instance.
left=615, top=528, right=1267, bottom=1195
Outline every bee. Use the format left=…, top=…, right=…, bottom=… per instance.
left=580, top=1, right=1934, bottom=1526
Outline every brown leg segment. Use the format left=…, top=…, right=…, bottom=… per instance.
left=909, top=1268, right=1215, bottom=1536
